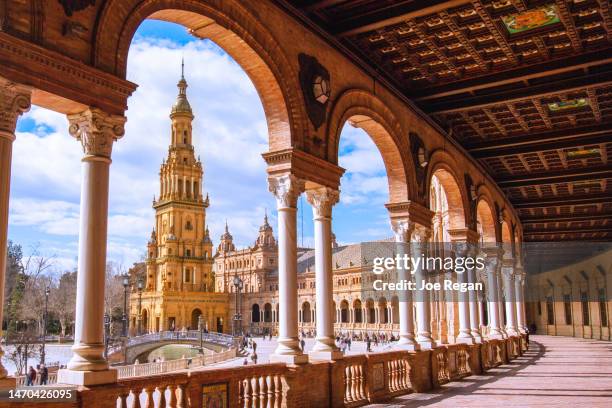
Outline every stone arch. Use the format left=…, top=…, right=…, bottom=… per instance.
left=365, top=298, right=376, bottom=324
left=93, top=0, right=305, bottom=151
left=428, top=155, right=470, bottom=230
left=251, top=303, right=260, bottom=323
left=340, top=299, right=349, bottom=323
left=378, top=297, right=388, bottom=324
left=501, top=221, right=514, bottom=259
left=476, top=197, right=498, bottom=246
left=326, top=89, right=417, bottom=203
left=302, top=301, right=312, bottom=323
left=353, top=299, right=363, bottom=323
left=263, top=303, right=272, bottom=323
left=191, top=308, right=202, bottom=329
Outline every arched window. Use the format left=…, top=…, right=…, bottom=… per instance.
left=184, top=268, right=191, bottom=283
left=185, top=220, right=193, bottom=230
left=186, top=249, right=191, bottom=257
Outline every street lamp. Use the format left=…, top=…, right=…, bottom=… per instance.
left=137, top=278, right=144, bottom=336
left=122, top=274, right=129, bottom=337
left=232, top=275, right=243, bottom=336
left=198, top=314, right=204, bottom=353
left=103, top=312, right=110, bottom=359
left=41, top=286, right=50, bottom=365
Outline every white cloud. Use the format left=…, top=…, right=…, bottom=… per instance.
left=9, top=26, right=390, bottom=267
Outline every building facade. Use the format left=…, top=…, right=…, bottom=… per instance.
left=129, top=68, right=228, bottom=335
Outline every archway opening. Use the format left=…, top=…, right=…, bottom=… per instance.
left=191, top=308, right=202, bottom=329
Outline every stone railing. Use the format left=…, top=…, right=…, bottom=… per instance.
left=59, top=335, right=528, bottom=407
left=115, top=348, right=236, bottom=379
left=15, top=372, right=57, bottom=387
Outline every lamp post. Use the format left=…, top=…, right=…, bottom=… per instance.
left=41, top=286, right=50, bottom=365
left=122, top=274, right=129, bottom=337
left=198, top=314, right=204, bottom=353
left=103, top=312, right=110, bottom=359
left=233, top=275, right=243, bottom=336
left=137, top=278, right=144, bottom=336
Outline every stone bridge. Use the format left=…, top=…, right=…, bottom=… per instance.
left=109, top=331, right=237, bottom=364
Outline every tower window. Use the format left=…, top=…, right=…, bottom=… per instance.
left=186, top=249, right=191, bottom=257
left=185, top=220, right=193, bottom=230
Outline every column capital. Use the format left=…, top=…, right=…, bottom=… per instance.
left=68, top=108, right=126, bottom=159
left=390, top=219, right=414, bottom=243
left=305, top=186, right=339, bottom=219
left=0, top=78, right=31, bottom=138
left=410, top=223, right=431, bottom=243
left=385, top=200, right=434, bottom=229
left=268, top=174, right=305, bottom=209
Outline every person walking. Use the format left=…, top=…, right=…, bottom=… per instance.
left=26, top=366, right=36, bottom=386
left=39, top=364, right=48, bottom=385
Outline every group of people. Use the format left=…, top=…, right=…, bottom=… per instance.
left=25, top=364, right=49, bottom=386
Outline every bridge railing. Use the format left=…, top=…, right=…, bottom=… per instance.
left=115, top=348, right=237, bottom=379
left=108, top=330, right=236, bottom=355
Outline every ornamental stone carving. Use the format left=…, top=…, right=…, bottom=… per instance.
left=306, top=187, right=339, bottom=219
left=391, top=219, right=414, bottom=243
left=0, top=79, right=31, bottom=137
left=68, top=108, right=126, bottom=158
left=268, top=174, right=305, bottom=209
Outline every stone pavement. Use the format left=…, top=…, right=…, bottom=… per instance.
left=365, top=335, right=612, bottom=408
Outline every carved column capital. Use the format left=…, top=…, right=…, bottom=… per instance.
left=391, top=219, right=415, bottom=243
left=0, top=79, right=31, bottom=139
left=305, top=186, right=339, bottom=219
left=68, top=108, right=126, bottom=159
left=268, top=174, right=305, bottom=209
left=410, top=224, right=431, bottom=243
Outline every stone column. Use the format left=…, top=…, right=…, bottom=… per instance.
left=502, top=262, right=518, bottom=335
left=468, top=247, right=482, bottom=342
left=453, top=242, right=474, bottom=344
left=0, top=79, right=31, bottom=380
left=307, top=187, right=341, bottom=360
left=413, top=226, right=436, bottom=349
left=58, top=108, right=126, bottom=385
left=268, top=174, right=308, bottom=364
left=495, top=257, right=507, bottom=338
left=484, top=251, right=503, bottom=339
left=391, top=220, right=418, bottom=350
left=515, top=266, right=527, bottom=333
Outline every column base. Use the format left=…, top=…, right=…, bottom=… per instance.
left=269, top=353, right=309, bottom=365
left=456, top=333, right=475, bottom=345
left=309, top=350, right=343, bottom=361
left=0, top=377, right=16, bottom=390
left=57, top=368, right=117, bottom=386
left=417, top=338, right=436, bottom=350
left=487, top=333, right=505, bottom=340
left=471, top=331, right=483, bottom=343
left=395, top=342, right=420, bottom=351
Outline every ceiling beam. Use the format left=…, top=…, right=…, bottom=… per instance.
left=512, top=193, right=612, bottom=209
left=465, top=122, right=612, bottom=153
left=471, top=133, right=611, bottom=159
left=332, top=0, right=472, bottom=36
left=424, top=72, right=612, bottom=113
left=413, top=51, right=612, bottom=101
left=524, top=227, right=612, bottom=235
left=496, top=166, right=612, bottom=188
left=522, top=213, right=612, bottom=224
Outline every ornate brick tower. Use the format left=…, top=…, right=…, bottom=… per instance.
left=131, top=62, right=228, bottom=334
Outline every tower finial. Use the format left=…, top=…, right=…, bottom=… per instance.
left=181, top=57, right=185, bottom=80
left=264, top=208, right=268, bottom=224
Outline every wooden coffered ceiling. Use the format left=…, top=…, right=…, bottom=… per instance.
left=279, top=0, right=612, bottom=242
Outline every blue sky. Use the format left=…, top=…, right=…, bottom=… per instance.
left=9, top=20, right=389, bottom=272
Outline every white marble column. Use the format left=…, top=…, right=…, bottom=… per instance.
left=413, top=225, right=436, bottom=349
left=515, top=266, right=527, bottom=333
left=58, top=108, right=126, bottom=385
left=454, top=242, right=475, bottom=344
left=268, top=174, right=308, bottom=364
left=496, top=259, right=508, bottom=338
left=484, top=252, right=504, bottom=339
left=307, top=187, right=341, bottom=360
left=0, top=79, right=31, bottom=379
left=502, top=263, right=518, bottom=335
left=468, top=247, right=482, bottom=342
left=392, top=220, right=419, bottom=350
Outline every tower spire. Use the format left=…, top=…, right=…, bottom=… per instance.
left=171, top=59, right=192, bottom=116
left=181, top=57, right=185, bottom=80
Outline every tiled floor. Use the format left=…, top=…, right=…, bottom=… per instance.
left=365, top=335, right=612, bottom=407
